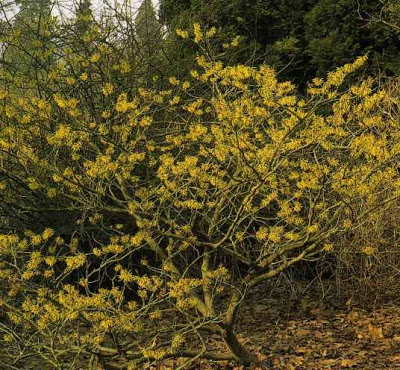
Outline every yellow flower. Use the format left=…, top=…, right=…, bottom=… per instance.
left=43, top=269, right=54, bottom=278
left=206, top=27, right=216, bottom=38
left=139, top=116, right=153, bottom=127
left=28, top=178, right=40, bottom=191
left=342, top=219, right=352, bottom=228
left=42, top=228, right=54, bottom=240
left=362, top=246, right=376, bottom=256
left=44, top=256, right=57, bottom=267
left=268, top=227, right=284, bottom=243
left=64, top=254, right=86, bottom=271
left=0, top=89, right=8, bottom=99
left=182, top=81, right=190, bottom=90
left=93, top=248, right=102, bottom=257
left=47, top=188, right=56, bottom=198
left=80, top=72, right=88, bottom=81
left=115, top=99, right=130, bottom=113
left=231, top=36, right=240, bottom=47
left=90, top=53, right=100, bottom=63
left=306, top=224, right=319, bottom=234
left=193, top=23, right=203, bottom=43
left=119, top=268, right=136, bottom=283
left=171, top=334, right=185, bottom=349
left=175, top=28, right=189, bottom=39
left=26, top=250, right=41, bottom=268
left=66, top=77, right=76, bottom=85
left=170, top=96, right=180, bottom=105
left=169, top=76, right=180, bottom=85
left=102, top=83, right=114, bottom=97
left=256, top=227, right=268, bottom=241
left=149, top=310, right=162, bottom=320
left=101, top=110, right=111, bottom=119
left=53, top=93, right=67, bottom=108
left=2, top=334, right=13, bottom=343
left=190, top=70, right=199, bottom=79
left=120, top=60, right=131, bottom=73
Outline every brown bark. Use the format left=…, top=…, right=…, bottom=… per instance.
left=222, top=326, right=260, bottom=366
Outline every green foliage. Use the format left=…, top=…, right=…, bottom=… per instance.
left=16, top=0, right=52, bottom=16
left=160, top=0, right=314, bottom=81
left=159, top=0, right=400, bottom=85
left=304, top=0, right=400, bottom=77
left=374, top=0, right=400, bottom=33
left=1, top=0, right=55, bottom=86
left=75, top=0, right=93, bottom=36
left=135, top=0, right=163, bottom=84
left=136, top=0, right=161, bottom=48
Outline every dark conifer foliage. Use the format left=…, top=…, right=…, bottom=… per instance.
left=159, top=0, right=400, bottom=86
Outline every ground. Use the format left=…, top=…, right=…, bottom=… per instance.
left=165, top=280, right=400, bottom=369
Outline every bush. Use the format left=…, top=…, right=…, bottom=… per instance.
left=335, top=199, right=400, bottom=306
left=332, top=77, right=400, bottom=305
left=1, top=14, right=400, bottom=368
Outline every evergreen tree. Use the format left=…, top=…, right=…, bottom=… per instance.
left=15, top=0, right=52, bottom=19
left=75, top=0, right=93, bottom=36
left=3, top=0, right=54, bottom=89
left=304, top=0, right=400, bottom=78
left=136, top=0, right=161, bottom=57
left=159, top=0, right=400, bottom=86
left=135, top=0, right=162, bottom=84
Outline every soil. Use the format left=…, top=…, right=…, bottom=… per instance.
left=164, top=279, right=400, bottom=369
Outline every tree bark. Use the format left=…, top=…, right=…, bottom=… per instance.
left=223, top=326, right=259, bottom=366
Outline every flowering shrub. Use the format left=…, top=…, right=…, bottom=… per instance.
left=1, top=18, right=400, bottom=368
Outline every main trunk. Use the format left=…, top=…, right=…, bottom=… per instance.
left=223, top=327, right=259, bottom=366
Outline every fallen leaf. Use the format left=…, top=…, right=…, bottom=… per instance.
left=296, top=328, right=312, bottom=336
left=341, top=358, right=358, bottom=368
left=368, top=324, right=384, bottom=340
left=295, top=346, right=312, bottom=355
left=389, top=355, right=400, bottom=362
left=319, top=358, right=338, bottom=366
left=293, top=356, right=305, bottom=365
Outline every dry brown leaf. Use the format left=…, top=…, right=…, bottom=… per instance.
left=295, top=346, right=312, bottom=355
left=389, top=355, right=400, bottom=362
left=341, top=358, right=358, bottom=368
left=293, top=356, right=305, bottom=365
left=368, top=324, right=384, bottom=340
left=296, top=328, right=312, bottom=336
left=346, top=310, right=358, bottom=323
left=319, top=358, right=338, bottom=366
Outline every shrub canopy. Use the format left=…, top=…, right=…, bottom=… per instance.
left=1, top=15, right=400, bottom=369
